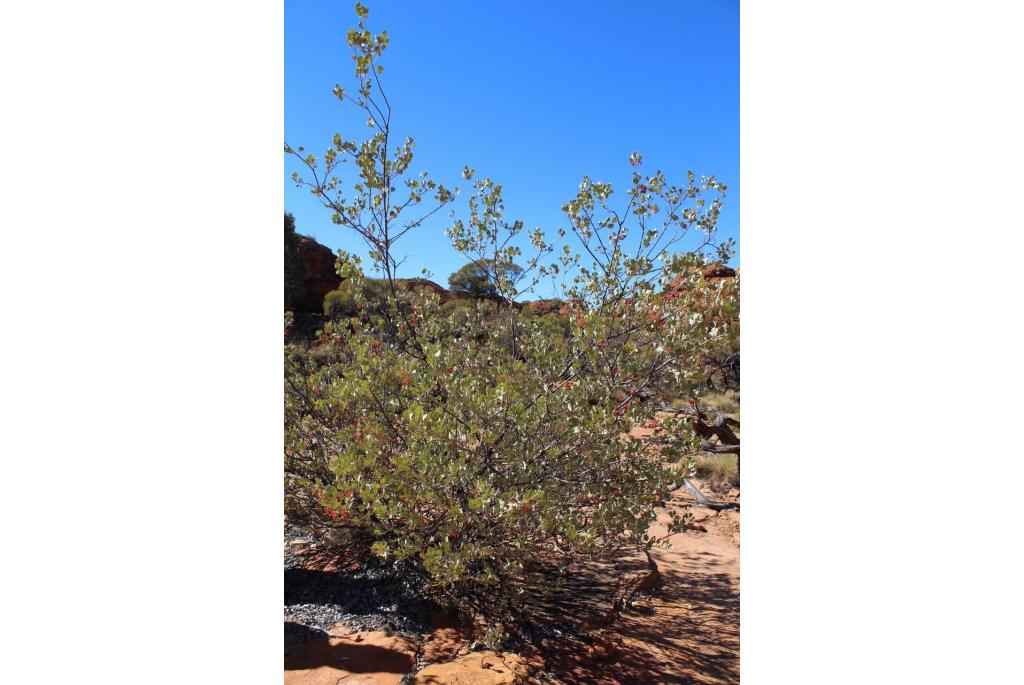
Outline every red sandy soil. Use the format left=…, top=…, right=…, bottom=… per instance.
left=525, top=480, right=739, bottom=684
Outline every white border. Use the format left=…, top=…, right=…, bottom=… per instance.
left=3, top=1, right=1023, bottom=682
left=743, top=1, right=1024, bottom=682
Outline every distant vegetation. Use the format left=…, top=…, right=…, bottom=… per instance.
left=447, top=259, right=524, bottom=300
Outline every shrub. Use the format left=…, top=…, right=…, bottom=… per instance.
left=323, top=277, right=387, bottom=319
left=284, top=3, right=738, bottom=640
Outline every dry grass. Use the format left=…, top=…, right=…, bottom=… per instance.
left=689, top=389, right=740, bottom=489
left=699, top=389, right=740, bottom=418
left=670, top=389, right=740, bottom=419
left=693, top=453, right=739, bottom=487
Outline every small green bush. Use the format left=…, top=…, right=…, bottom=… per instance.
left=323, top=277, right=387, bottom=319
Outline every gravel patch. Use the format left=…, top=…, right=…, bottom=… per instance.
left=283, top=621, right=327, bottom=657
left=284, top=523, right=440, bottom=651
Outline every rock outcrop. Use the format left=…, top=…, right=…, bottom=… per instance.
left=524, top=298, right=569, bottom=316
left=703, top=263, right=737, bottom=280
left=291, top=236, right=455, bottom=314
left=294, top=236, right=342, bottom=314
left=394, top=278, right=453, bottom=304
left=284, top=627, right=418, bottom=685
left=412, top=651, right=528, bottom=684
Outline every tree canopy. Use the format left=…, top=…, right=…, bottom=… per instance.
left=284, top=212, right=307, bottom=310
left=447, top=259, right=523, bottom=300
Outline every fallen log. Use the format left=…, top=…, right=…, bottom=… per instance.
left=681, top=479, right=739, bottom=512
left=692, top=410, right=739, bottom=446
left=654, top=405, right=740, bottom=431
left=700, top=441, right=740, bottom=455
left=691, top=407, right=740, bottom=483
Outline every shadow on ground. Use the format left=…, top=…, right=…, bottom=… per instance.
left=535, top=552, right=740, bottom=685
left=284, top=564, right=442, bottom=654
left=283, top=628, right=416, bottom=675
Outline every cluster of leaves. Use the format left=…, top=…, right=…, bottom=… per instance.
left=284, top=3, right=739, bottom=640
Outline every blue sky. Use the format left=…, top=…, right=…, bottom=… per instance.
left=285, top=0, right=738, bottom=296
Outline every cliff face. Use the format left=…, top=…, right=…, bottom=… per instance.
left=291, top=236, right=455, bottom=314
left=294, top=236, right=342, bottom=314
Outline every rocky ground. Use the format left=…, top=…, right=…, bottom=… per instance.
left=285, top=525, right=439, bottom=639
left=283, top=478, right=739, bottom=684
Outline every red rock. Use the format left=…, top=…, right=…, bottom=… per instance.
left=284, top=629, right=417, bottom=685
left=663, top=263, right=737, bottom=300
left=584, top=635, right=622, bottom=664
left=294, top=236, right=342, bottom=314
left=524, top=298, right=567, bottom=316
left=412, top=651, right=528, bottom=684
left=394, top=277, right=453, bottom=304
left=690, top=507, right=715, bottom=523
left=421, top=612, right=471, bottom=664
left=292, top=236, right=456, bottom=314
left=703, top=263, right=737, bottom=279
